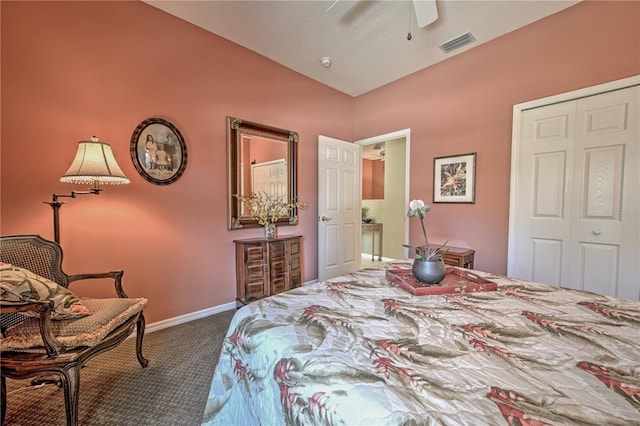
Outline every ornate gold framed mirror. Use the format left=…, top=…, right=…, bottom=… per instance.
left=226, top=116, right=298, bottom=229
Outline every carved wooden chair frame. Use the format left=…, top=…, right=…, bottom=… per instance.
left=0, top=235, right=148, bottom=425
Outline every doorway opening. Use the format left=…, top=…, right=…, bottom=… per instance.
left=356, top=129, right=410, bottom=268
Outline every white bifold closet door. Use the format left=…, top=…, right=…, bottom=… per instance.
left=511, top=84, right=639, bottom=300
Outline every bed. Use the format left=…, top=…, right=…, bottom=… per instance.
left=202, top=260, right=640, bottom=425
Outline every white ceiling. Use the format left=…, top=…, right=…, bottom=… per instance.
left=363, top=141, right=385, bottom=159
left=145, top=0, right=581, bottom=97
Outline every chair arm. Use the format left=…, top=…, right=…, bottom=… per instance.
left=67, top=270, right=127, bottom=298
left=0, top=300, right=65, bottom=357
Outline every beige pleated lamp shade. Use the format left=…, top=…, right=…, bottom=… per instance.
left=60, top=137, right=130, bottom=185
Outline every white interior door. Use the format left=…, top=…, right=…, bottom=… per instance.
left=509, top=81, right=639, bottom=300
left=318, top=135, right=361, bottom=282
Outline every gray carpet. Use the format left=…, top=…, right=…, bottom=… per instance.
left=3, top=309, right=236, bottom=425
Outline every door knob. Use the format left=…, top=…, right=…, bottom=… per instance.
left=319, top=216, right=333, bottom=222
left=592, top=229, right=602, bottom=235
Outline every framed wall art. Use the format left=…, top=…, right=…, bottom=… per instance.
left=130, top=117, right=187, bottom=185
left=433, top=153, right=476, bottom=203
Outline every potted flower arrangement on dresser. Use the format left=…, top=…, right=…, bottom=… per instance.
left=235, top=192, right=305, bottom=238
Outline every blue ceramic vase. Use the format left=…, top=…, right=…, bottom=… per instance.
left=412, top=259, right=446, bottom=284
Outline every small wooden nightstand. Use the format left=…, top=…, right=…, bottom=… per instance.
left=442, top=246, right=475, bottom=269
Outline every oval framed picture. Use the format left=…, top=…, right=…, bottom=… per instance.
left=130, top=117, right=187, bottom=185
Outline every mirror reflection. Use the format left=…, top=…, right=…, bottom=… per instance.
left=239, top=135, right=288, bottom=216
left=227, top=116, right=298, bottom=229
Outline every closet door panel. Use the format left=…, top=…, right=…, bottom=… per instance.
left=578, top=243, right=618, bottom=296
left=533, top=152, right=566, bottom=217
left=511, top=82, right=639, bottom=300
left=583, top=145, right=623, bottom=223
left=572, top=87, right=639, bottom=299
left=512, top=103, right=574, bottom=283
left=530, top=238, right=562, bottom=285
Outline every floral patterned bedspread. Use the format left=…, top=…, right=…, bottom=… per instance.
left=202, top=261, right=640, bottom=425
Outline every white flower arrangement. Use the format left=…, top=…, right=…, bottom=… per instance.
left=405, top=199, right=448, bottom=261
left=235, top=192, right=304, bottom=225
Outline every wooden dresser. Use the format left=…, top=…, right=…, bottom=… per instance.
left=234, top=235, right=302, bottom=307
left=442, top=246, right=475, bottom=269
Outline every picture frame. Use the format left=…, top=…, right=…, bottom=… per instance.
left=130, top=118, right=187, bottom=185
left=433, top=153, right=476, bottom=203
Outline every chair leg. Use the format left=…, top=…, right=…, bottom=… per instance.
left=136, top=313, right=149, bottom=368
left=59, top=367, right=80, bottom=426
left=1, top=376, right=6, bottom=426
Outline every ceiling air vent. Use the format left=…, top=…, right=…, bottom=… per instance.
left=439, top=32, right=476, bottom=53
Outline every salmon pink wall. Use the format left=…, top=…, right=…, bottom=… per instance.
left=1, top=1, right=353, bottom=323
left=353, top=0, right=639, bottom=273
left=2, top=1, right=639, bottom=324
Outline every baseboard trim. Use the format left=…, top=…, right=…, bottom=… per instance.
left=144, top=301, right=237, bottom=334
left=144, top=282, right=320, bottom=333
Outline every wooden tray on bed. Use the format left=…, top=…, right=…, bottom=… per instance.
left=386, top=268, right=497, bottom=296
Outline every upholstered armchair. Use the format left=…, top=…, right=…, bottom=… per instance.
left=0, top=235, right=148, bottom=426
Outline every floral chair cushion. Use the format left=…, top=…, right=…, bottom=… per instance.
left=0, top=262, right=90, bottom=319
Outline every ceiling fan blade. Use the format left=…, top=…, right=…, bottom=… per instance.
left=412, top=0, right=438, bottom=28
left=326, top=0, right=360, bottom=18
